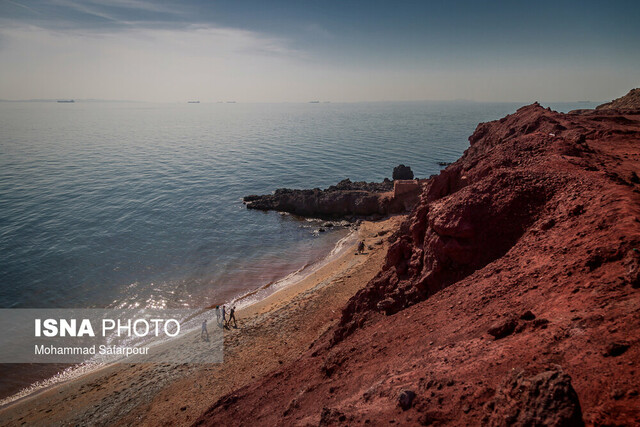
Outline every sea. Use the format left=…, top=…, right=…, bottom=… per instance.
left=0, top=100, right=599, bottom=311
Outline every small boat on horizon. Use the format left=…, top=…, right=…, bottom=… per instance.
left=188, top=101, right=200, bottom=103
left=57, top=100, right=75, bottom=103
left=309, top=100, right=320, bottom=103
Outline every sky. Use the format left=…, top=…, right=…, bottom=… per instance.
left=0, top=0, right=639, bottom=102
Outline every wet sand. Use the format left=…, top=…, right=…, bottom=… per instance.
left=0, top=217, right=402, bottom=426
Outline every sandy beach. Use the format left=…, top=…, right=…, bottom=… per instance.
left=0, top=217, right=402, bottom=426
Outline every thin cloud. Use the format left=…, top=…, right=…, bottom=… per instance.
left=0, top=23, right=311, bottom=101
left=81, top=0, right=183, bottom=15
left=49, top=0, right=121, bottom=23
left=14, top=0, right=190, bottom=30
left=0, top=1, right=637, bottom=102
left=3, top=0, right=44, bottom=15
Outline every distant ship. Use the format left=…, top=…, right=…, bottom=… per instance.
left=188, top=101, right=200, bottom=103
left=226, top=101, right=236, bottom=103
left=309, top=100, right=320, bottom=103
left=57, top=100, right=75, bottom=103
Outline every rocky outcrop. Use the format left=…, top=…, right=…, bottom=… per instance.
left=243, top=176, right=420, bottom=220
left=596, top=88, right=640, bottom=111
left=485, top=369, right=584, bottom=426
left=392, top=164, right=414, bottom=180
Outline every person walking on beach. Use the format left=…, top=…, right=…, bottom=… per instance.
left=228, top=306, right=237, bottom=328
left=357, top=240, right=365, bottom=254
left=201, top=319, right=209, bottom=341
left=221, top=305, right=227, bottom=328
left=215, top=305, right=221, bottom=326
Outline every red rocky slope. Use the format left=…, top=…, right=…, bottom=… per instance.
left=196, top=103, right=640, bottom=426
left=596, top=88, right=640, bottom=111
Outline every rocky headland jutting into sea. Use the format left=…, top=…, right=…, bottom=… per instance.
left=198, top=90, right=640, bottom=425
left=243, top=164, right=422, bottom=220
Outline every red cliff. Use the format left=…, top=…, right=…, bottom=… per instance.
left=196, top=102, right=640, bottom=426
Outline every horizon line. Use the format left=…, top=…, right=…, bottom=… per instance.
left=0, top=98, right=603, bottom=105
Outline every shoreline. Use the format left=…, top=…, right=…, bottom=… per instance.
left=226, top=226, right=358, bottom=311
left=0, top=224, right=355, bottom=406
left=0, top=217, right=402, bottom=425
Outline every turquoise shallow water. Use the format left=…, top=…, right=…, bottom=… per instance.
left=0, top=101, right=599, bottom=309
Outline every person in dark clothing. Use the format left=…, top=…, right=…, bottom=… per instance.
left=221, top=305, right=226, bottom=327
left=228, top=306, right=237, bottom=328
left=357, top=240, right=365, bottom=254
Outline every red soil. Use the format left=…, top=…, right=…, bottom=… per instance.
left=195, top=103, right=640, bottom=426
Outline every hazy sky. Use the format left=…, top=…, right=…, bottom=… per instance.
left=0, top=0, right=638, bottom=102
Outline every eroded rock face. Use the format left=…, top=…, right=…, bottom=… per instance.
left=332, top=102, right=640, bottom=345
left=333, top=106, right=563, bottom=342
left=485, top=369, right=584, bottom=427
left=243, top=178, right=419, bottom=220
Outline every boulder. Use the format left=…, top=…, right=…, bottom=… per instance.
left=485, top=369, right=584, bottom=427
left=488, top=318, right=519, bottom=340
left=397, top=389, right=416, bottom=410
left=520, top=311, right=536, bottom=321
left=603, top=342, right=630, bottom=357
left=393, top=164, right=414, bottom=180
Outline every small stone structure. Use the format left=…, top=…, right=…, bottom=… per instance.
left=393, top=179, right=420, bottom=198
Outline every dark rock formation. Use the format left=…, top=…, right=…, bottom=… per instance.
left=603, top=342, right=630, bottom=357
left=243, top=178, right=418, bottom=220
left=485, top=369, right=584, bottom=427
left=397, top=389, right=416, bottom=410
left=392, top=164, right=414, bottom=180
left=520, top=310, right=536, bottom=321
left=488, top=317, right=519, bottom=340
left=319, top=407, right=347, bottom=425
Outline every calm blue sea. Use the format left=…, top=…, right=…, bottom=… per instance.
left=0, top=101, right=599, bottom=309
